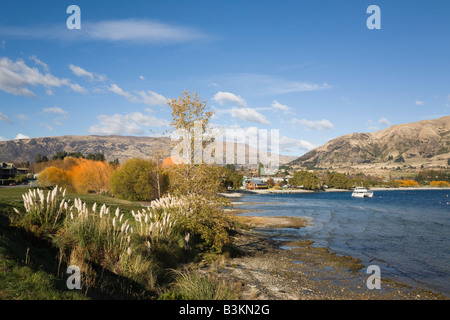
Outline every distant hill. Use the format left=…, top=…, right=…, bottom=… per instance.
left=0, top=135, right=171, bottom=164
left=0, top=135, right=296, bottom=167
left=289, top=115, right=450, bottom=171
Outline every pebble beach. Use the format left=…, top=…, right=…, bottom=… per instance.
left=207, top=217, right=448, bottom=300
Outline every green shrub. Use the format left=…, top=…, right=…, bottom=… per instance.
left=173, top=195, right=232, bottom=253
left=289, top=170, right=321, bottom=190
left=110, top=158, right=168, bottom=201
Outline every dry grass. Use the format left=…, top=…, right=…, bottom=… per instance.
left=169, top=268, right=238, bottom=300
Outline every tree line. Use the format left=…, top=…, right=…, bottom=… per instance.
left=287, top=169, right=450, bottom=190
left=35, top=152, right=116, bottom=164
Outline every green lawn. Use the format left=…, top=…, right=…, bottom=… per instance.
left=0, top=187, right=28, bottom=215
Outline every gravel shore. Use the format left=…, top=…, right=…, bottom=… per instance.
left=204, top=220, right=448, bottom=300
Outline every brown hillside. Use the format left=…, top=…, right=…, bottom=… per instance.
left=0, top=135, right=296, bottom=167
left=289, top=115, right=450, bottom=172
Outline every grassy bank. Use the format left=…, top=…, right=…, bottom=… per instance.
left=0, top=187, right=238, bottom=300
left=0, top=187, right=87, bottom=299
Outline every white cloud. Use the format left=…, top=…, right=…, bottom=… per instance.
left=139, top=75, right=145, bottom=80
left=210, top=125, right=315, bottom=155
left=69, top=64, right=106, bottom=82
left=69, top=64, right=94, bottom=79
left=42, top=107, right=70, bottom=119
left=108, top=84, right=167, bottom=107
left=279, top=136, right=316, bottom=153
left=215, top=73, right=332, bottom=96
left=276, top=82, right=331, bottom=94
left=0, top=111, right=12, bottom=123
left=69, top=83, right=88, bottom=94
left=212, top=91, right=247, bottom=107
left=367, top=126, right=379, bottom=132
left=85, top=19, right=207, bottom=43
left=292, top=118, right=334, bottom=130
left=378, top=117, right=391, bottom=126
left=0, top=57, right=87, bottom=96
left=0, top=19, right=208, bottom=44
left=136, top=90, right=168, bottom=107
left=215, top=125, right=274, bottom=149
left=231, top=107, right=270, bottom=125
left=89, top=112, right=170, bottom=135
left=415, top=100, right=425, bottom=106
left=271, top=101, right=290, bottom=112
left=0, top=136, right=7, bottom=141
left=108, top=83, right=139, bottom=103
left=29, top=55, right=49, bottom=72
left=108, top=83, right=128, bottom=96
left=15, top=133, right=30, bottom=140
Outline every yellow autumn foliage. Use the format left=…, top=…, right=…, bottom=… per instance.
left=397, top=180, right=419, bottom=187
left=429, top=181, right=450, bottom=187
left=37, top=157, right=113, bottom=194
left=38, top=166, right=74, bottom=192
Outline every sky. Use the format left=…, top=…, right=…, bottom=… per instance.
left=0, top=0, right=449, bottom=157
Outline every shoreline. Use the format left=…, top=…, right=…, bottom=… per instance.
left=220, top=186, right=450, bottom=196
left=212, top=219, right=448, bottom=300
left=214, top=210, right=449, bottom=300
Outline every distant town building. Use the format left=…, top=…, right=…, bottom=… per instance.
left=246, top=179, right=268, bottom=190
left=0, top=162, right=17, bottom=179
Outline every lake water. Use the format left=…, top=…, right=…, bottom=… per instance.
left=233, top=189, right=450, bottom=297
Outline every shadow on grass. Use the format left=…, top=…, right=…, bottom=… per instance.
left=0, top=213, right=156, bottom=300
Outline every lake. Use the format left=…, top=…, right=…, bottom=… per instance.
left=233, top=189, right=450, bottom=297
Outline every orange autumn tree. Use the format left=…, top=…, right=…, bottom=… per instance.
left=38, top=166, right=74, bottom=191
left=71, top=158, right=113, bottom=194
left=34, top=156, right=82, bottom=175
left=37, top=156, right=114, bottom=194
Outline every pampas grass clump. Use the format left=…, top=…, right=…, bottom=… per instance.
left=13, top=186, right=70, bottom=235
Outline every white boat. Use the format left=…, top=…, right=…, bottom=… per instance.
left=351, top=186, right=374, bottom=198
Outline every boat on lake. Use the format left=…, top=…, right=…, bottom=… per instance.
left=351, top=186, right=374, bottom=198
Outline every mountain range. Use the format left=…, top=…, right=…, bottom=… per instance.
left=0, top=135, right=297, bottom=167
left=1, top=116, right=449, bottom=173
left=289, top=115, right=450, bottom=171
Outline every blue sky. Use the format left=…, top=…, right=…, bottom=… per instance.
left=0, top=0, right=449, bottom=156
